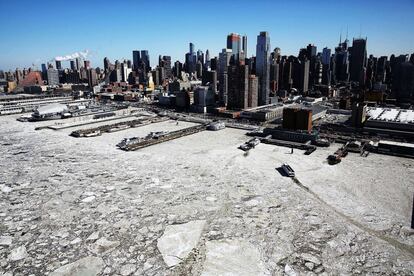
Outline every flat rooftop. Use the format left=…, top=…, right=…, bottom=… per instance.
left=367, top=107, right=414, bottom=124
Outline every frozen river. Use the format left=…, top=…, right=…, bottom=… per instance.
left=0, top=114, right=413, bottom=275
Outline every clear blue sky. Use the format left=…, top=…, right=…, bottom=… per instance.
left=0, top=0, right=413, bottom=71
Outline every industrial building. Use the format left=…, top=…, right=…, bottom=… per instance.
left=282, top=106, right=313, bottom=132
left=240, top=103, right=290, bottom=121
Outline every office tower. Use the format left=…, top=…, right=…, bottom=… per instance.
left=392, top=55, right=414, bottom=102
left=75, top=57, right=83, bottom=70
left=227, top=64, right=249, bottom=110
left=270, top=63, right=279, bottom=93
left=349, top=38, right=367, bottom=82
left=161, top=56, right=172, bottom=78
left=227, top=33, right=241, bottom=63
left=242, top=35, right=247, bottom=57
left=197, top=50, right=204, bottom=64
left=248, top=75, right=258, bottom=108
left=205, top=50, right=210, bottom=68
left=210, top=57, right=218, bottom=71
left=84, top=60, right=90, bottom=69
left=376, top=56, right=387, bottom=83
left=185, top=43, right=197, bottom=74
left=321, top=47, right=332, bottom=85
left=47, top=68, right=60, bottom=85
left=306, top=44, right=317, bottom=59
left=103, top=57, right=111, bottom=72
left=87, top=69, right=97, bottom=88
left=70, top=60, right=76, bottom=71
left=140, top=50, right=150, bottom=72
left=334, top=38, right=350, bottom=83
left=173, top=61, right=183, bottom=78
left=272, top=47, right=281, bottom=62
left=321, top=47, right=331, bottom=65
left=219, top=48, right=232, bottom=106
left=292, top=57, right=309, bottom=93
left=121, top=62, right=132, bottom=82
left=132, top=51, right=141, bottom=71
left=219, top=73, right=228, bottom=106
left=41, top=63, right=47, bottom=80
left=189, top=43, right=194, bottom=55
left=55, top=61, right=62, bottom=70
left=256, top=31, right=271, bottom=106
left=196, top=61, right=203, bottom=79
left=219, top=48, right=232, bottom=75
left=203, top=70, right=217, bottom=93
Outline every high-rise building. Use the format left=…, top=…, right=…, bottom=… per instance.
left=334, top=39, right=350, bottom=83
left=173, top=61, right=183, bottom=78
left=349, top=38, right=367, bottom=82
left=87, top=69, right=97, bottom=88
left=140, top=50, right=150, bottom=72
left=55, top=61, right=62, bottom=70
left=75, top=57, right=83, bottom=70
left=70, top=60, right=76, bottom=71
left=248, top=75, right=258, bottom=108
left=103, top=57, right=111, bottom=72
left=84, top=60, right=90, bottom=69
left=47, top=68, right=60, bottom=86
left=321, top=47, right=332, bottom=85
left=227, top=33, right=241, bottom=63
left=219, top=48, right=232, bottom=75
left=132, top=51, right=141, bottom=71
left=197, top=50, right=204, bottom=65
left=205, top=50, right=210, bottom=68
left=227, top=64, right=249, bottom=110
left=242, top=35, right=247, bottom=57
left=185, top=43, right=197, bottom=74
left=376, top=56, right=387, bottom=83
left=161, top=56, right=172, bottom=78
left=189, top=43, right=194, bottom=55
left=203, top=70, right=217, bottom=93
left=256, top=31, right=271, bottom=106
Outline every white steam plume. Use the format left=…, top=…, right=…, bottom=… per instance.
left=54, top=50, right=90, bottom=61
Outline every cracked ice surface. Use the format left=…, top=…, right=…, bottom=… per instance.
left=0, top=113, right=414, bottom=275
left=157, top=220, right=206, bottom=267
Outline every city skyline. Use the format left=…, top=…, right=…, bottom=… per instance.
left=1, top=0, right=414, bottom=70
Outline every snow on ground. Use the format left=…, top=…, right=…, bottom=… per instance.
left=0, top=113, right=413, bottom=275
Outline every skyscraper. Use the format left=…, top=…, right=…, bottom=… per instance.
left=205, top=50, right=210, bottom=68
left=242, top=35, right=247, bottom=57
left=55, top=60, right=62, bottom=70
left=349, top=38, right=367, bottom=82
left=132, top=51, right=141, bottom=71
left=255, top=31, right=271, bottom=106
left=334, top=39, right=350, bottom=83
left=70, top=60, right=76, bottom=71
left=218, top=48, right=232, bottom=106
left=227, top=64, right=249, bottom=110
left=248, top=75, right=258, bottom=108
left=140, top=50, right=150, bottom=73
left=321, top=47, right=332, bottom=85
left=227, top=33, right=241, bottom=63
left=47, top=68, right=60, bottom=86
left=185, top=43, right=197, bottom=74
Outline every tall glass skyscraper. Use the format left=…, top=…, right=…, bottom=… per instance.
left=255, top=31, right=271, bottom=106
left=227, top=33, right=241, bottom=62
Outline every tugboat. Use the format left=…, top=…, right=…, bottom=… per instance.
left=247, top=138, right=261, bottom=148
left=281, top=163, right=295, bottom=177
left=327, top=154, right=341, bottom=165
left=116, top=137, right=142, bottom=149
